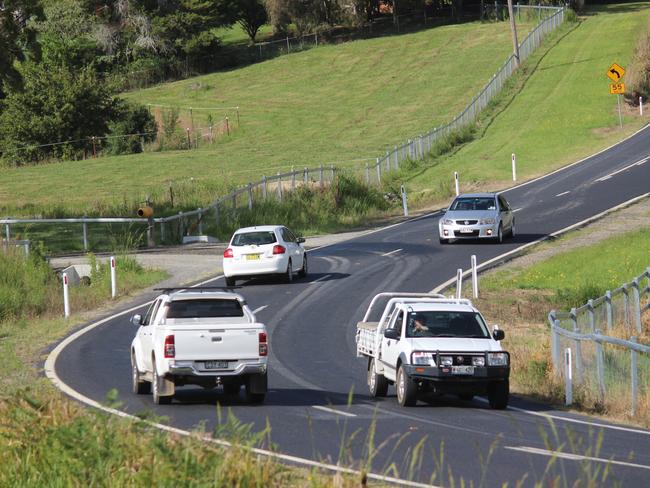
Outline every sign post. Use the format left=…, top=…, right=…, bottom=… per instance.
left=607, top=63, right=626, bottom=129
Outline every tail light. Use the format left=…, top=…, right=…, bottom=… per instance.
left=259, top=332, right=268, bottom=356
left=223, top=248, right=234, bottom=258
left=164, top=335, right=175, bottom=358
left=272, top=245, right=285, bottom=255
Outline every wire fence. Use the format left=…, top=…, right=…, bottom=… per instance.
left=549, top=269, right=650, bottom=416
left=1, top=6, right=565, bottom=252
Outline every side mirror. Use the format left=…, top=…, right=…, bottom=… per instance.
left=384, top=328, right=400, bottom=340
left=492, top=329, right=505, bottom=341
left=296, top=237, right=305, bottom=244
left=131, top=314, right=143, bottom=326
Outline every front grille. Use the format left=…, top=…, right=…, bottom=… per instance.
left=455, top=220, right=478, bottom=225
left=435, top=353, right=484, bottom=366
left=453, top=230, right=479, bottom=237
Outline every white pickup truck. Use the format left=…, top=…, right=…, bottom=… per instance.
left=130, top=288, right=268, bottom=404
left=356, top=293, right=509, bottom=408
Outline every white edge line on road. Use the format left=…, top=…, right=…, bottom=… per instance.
left=312, top=405, right=357, bottom=418
left=432, top=192, right=650, bottom=296
left=595, top=156, right=650, bottom=182
left=252, top=305, right=268, bottom=314
left=505, top=446, right=650, bottom=470
left=382, top=248, right=403, bottom=257
left=502, top=123, right=650, bottom=194
left=555, top=191, right=570, bottom=197
left=44, top=280, right=434, bottom=488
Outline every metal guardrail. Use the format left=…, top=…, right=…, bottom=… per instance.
left=2, top=6, right=565, bottom=250
left=548, top=268, right=650, bottom=415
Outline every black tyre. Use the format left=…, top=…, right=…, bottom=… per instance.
left=131, top=354, right=150, bottom=395
left=488, top=380, right=509, bottom=410
left=396, top=365, right=417, bottom=407
left=283, top=260, right=293, bottom=283
left=225, top=276, right=236, bottom=287
left=368, top=358, right=388, bottom=397
left=494, top=225, right=503, bottom=244
left=510, top=220, right=516, bottom=238
left=245, top=373, right=267, bottom=404
left=152, top=365, right=172, bottom=405
left=458, top=393, right=474, bottom=402
left=298, top=254, right=308, bottom=278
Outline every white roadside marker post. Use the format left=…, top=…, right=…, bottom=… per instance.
left=641, top=97, right=644, bottom=116
left=565, top=347, right=573, bottom=406
left=455, top=268, right=463, bottom=299
left=400, top=185, right=409, bottom=217
left=471, top=255, right=478, bottom=299
left=110, top=256, right=117, bottom=299
left=454, top=171, right=460, bottom=196
left=511, top=153, right=517, bottom=181
left=63, top=273, right=70, bottom=318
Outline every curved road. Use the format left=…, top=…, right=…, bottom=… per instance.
left=52, top=125, right=650, bottom=486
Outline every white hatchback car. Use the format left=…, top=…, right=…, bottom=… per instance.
left=223, top=225, right=307, bottom=286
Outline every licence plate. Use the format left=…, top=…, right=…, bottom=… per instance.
left=451, top=365, right=474, bottom=375
left=459, top=228, right=474, bottom=233
left=246, top=254, right=261, bottom=261
left=204, top=360, right=230, bottom=370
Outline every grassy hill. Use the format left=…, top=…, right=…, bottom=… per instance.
left=0, top=19, right=535, bottom=217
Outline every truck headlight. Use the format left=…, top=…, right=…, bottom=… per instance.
left=479, top=218, right=496, bottom=225
left=472, top=356, right=485, bottom=367
left=439, top=355, right=453, bottom=366
left=487, top=352, right=509, bottom=366
left=412, top=351, right=434, bottom=366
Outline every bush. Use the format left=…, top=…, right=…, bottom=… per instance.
left=104, top=101, right=158, bottom=156
left=625, top=21, right=650, bottom=104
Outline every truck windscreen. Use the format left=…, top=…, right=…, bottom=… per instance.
left=406, top=311, right=489, bottom=338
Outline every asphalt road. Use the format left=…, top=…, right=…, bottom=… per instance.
left=52, top=125, right=650, bottom=486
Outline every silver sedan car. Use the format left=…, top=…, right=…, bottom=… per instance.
left=438, top=193, right=515, bottom=244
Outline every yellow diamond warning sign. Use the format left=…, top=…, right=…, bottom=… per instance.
left=607, top=63, right=625, bottom=82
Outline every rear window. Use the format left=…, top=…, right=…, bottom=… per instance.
left=232, top=231, right=277, bottom=246
left=167, top=299, right=244, bottom=318
left=450, top=197, right=496, bottom=211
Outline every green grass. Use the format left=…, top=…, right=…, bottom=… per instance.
left=482, top=227, right=650, bottom=309
left=405, top=3, right=650, bottom=201
left=215, top=23, right=274, bottom=45
left=0, top=19, right=536, bottom=217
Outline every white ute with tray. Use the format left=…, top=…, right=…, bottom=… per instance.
left=130, top=287, right=268, bottom=404
left=356, top=293, right=510, bottom=408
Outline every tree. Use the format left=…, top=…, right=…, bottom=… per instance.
left=234, top=0, right=267, bottom=43
left=0, top=0, right=43, bottom=99
left=0, top=60, right=117, bottom=165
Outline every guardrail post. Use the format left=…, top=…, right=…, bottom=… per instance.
left=82, top=215, right=89, bottom=251
left=595, top=330, right=606, bottom=402
left=632, top=278, right=642, bottom=335
left=319, top=165, right=324, bottom=189
left=631, top=336, right=638, bottom=416
left=4, top=222, right=9, bottom=242
left=110, top=256, right=117, bottom=298
left=570, top=308, right=582, bottom=383
left=197, top=208, right=203, bottom=235
left=471, top=255, right=478, bottom=299
left=304, top=167, right=309, bottom=184
left=247, top=183, right=253, bottom=210
left=330, top=165, right=335, bottom=182
left=277, top=173, right=283, bottom=201
left=160, top=221, right=165, bottom=243
left=365, top=163, right=370, bottom=184
left=394, top=146, right=399, bottom=170
left=62, top=273, right=70, bottom=318
left=551, top=318, right=561, bottom=373
left=455, top=268, right=463, bottom=299
left=605, top=291, right=613, bottom=332
left=565, top=347, right=573, bottom=406
left=262, top=176, right=267, bottom=199
left=376, top=158, right=381, bottom=184
left=587, top=299, right=595, bottom=332
left=622, top=284, right=630, bottom=329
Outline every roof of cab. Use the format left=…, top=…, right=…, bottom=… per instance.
left=455, top=192, right=497, bottom=199
left=403, top=301, right=477, bottom=313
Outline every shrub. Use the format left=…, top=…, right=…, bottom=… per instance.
left=104, top=101, right=158, bottom=156
left=625, top=21, right=650, bottom=104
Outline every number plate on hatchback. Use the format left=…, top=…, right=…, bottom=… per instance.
left=204, top=361, right=230, bottom=370
left=246, top=254, right=261, bottom=261
left=451, top=366, right=474, bottom=375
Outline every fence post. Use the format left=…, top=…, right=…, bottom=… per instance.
left=565, top=347, right=573, bottom=406
left=471, top=255, right=478, bottom=299
left=62, top=273, right=70, bottom=318
left=631, top=336, right=638, bottom=416
left=291, top=168, right=296, bottom=191
left=632, top=278, right=642, bottom=335
left=587, top=299, right=595, bottom=332
left=262, top=176, right=267, bottom=199
left=455, top=268, right=463, bottom=299
left=365, top=163, right=370, bottom=184
left=570, top=308, right=582, bottom=383
left=4, top=222, right=9, bottom=242
left=622, top=284, right=630, bottom=329
left=247, top=183, right=253, bottom=210
left=110, top=256, right=117, bottom=299
left=551, top=318, right=561, bottom=373
left=605, top=290, right=613, bottom=332
left=197, top=208, right=203, bottom=235
left=319, top=165, right=324, bottom=189
left=394, top=146, right=399, bottom=170
left=376, top=158, right=381, bottom=183
left=277, top=173, right=283, bottom=201
left=82, top=215, right=89, bottom=251
left=330, top=165, right=335, bottom=182
left=595, top=330, right=606, bottom=402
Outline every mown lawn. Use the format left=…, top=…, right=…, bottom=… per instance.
left=0, top=19, right=535, bottom=216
